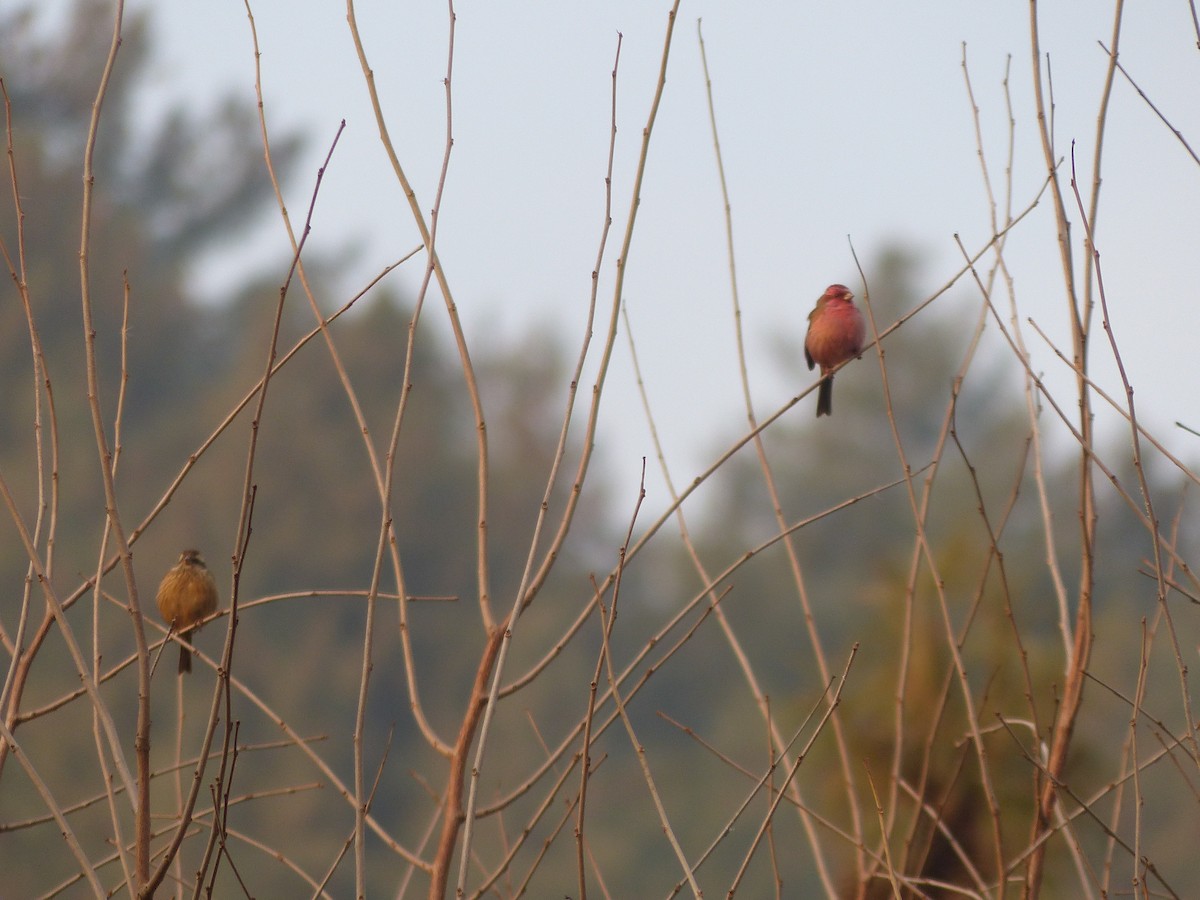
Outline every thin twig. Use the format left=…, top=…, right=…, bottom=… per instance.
left=0, top=719, right=105, bottom=894
left=849, top=243, right=1008, bottom=896
left=696, top=19, right=857, bottom=893
left=1098, top=40, right=1200, bottom=166
left=76, top=0, right=154, bottom=885
left=457, top=4, right=683, bottom=894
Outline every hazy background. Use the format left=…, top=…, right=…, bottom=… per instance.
left=132, top=0, right=1200, bottom=498
left=4, top=2, right=1200, bottom=897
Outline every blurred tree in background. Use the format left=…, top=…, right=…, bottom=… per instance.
left=1, top=3, right=616, bottom=895
left=2, top=2, right=1198, bottom=899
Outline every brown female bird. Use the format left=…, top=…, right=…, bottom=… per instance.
left=804, top=283, right=867, bottom=417
left=156, top=549, right=219, bottom=674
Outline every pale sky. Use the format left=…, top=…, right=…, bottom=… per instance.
left=126, top=2, right=1200, bottom=507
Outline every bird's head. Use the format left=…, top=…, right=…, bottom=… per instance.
left=824, top=284, right=854, bottom=302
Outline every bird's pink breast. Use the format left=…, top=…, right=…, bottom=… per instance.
left=805, top=299, right=865, bottom=370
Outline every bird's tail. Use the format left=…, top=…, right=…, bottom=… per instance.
left=816, top=375, right=834, bottom=417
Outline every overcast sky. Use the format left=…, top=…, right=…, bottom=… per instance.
left=116, top=1, right=1200, bottom=509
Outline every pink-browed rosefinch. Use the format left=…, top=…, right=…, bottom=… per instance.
left=804, top=283, right=866, bottom=417
left=156, top=549, right=219, bottom=674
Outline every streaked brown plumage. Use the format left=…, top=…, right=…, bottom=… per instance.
left=156, top=549, right=218, bottom=674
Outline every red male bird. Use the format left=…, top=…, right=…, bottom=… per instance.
left=804, top=283, right=866, bottom=417
left=156, top=549, right=219, bottom=674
